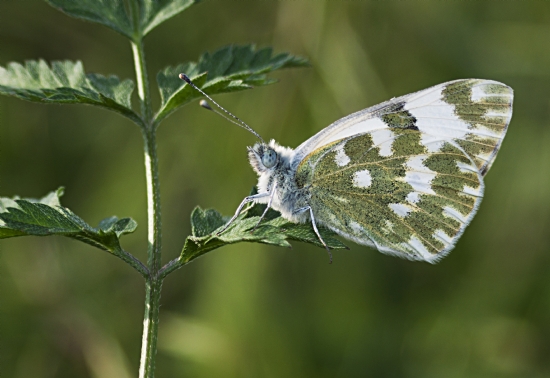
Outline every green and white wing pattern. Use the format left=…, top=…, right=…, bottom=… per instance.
left=294, top=79, right=513, bottom=262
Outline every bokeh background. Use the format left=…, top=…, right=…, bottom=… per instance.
left=1, top=1, right=550, bottom=377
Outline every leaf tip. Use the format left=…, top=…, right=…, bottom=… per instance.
left=56, top=186, right=65, bottom=198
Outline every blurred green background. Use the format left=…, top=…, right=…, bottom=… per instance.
left=1, top=1, right=550, bottom=377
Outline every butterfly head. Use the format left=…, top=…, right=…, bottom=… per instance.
left=248, top=142, right=278, bottom=173
left=248, top=140, right=296, bottom=176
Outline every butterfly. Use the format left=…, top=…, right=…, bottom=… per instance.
left=180, top=75, right=513, bottom=263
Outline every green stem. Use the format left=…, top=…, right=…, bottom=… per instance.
left=138, top=127, right=163, bottom=378
left=142, top=128, right=162, bottom=270
left=139, top=278, right=163, bottom=378
left=129, top=1, right=152, bottom=126
left=138, top=93, right=162, bottom=377
left=132, top=39, right=153, bottom=125
left=129, top=2, right=163, bottom=377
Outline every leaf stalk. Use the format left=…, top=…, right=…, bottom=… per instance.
left=114, top=247, right=150, bottom=278
left=159, top=258, right=183, bottom=279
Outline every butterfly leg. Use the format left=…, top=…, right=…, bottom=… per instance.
left=293, top=206, right=332, bottom=264
left=252, top=182, right=277, bottom=232
left=217, top=192, right=271, bottom=235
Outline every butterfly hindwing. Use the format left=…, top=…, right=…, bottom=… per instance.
left=294, top=79, right=513, bottom=262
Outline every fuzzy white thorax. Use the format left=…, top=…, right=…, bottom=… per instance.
left=248, top=140, right=309, bottom=223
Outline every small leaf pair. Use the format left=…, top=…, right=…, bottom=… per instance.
left=0, top=44, right=308, bottom=129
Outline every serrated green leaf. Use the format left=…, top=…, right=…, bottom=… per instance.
left=178, top=203, right=346, bottom=265
left=0, top=60, right=143, bottom=127
left=0, top=187, right=65, bottom=213
left=190, top=207, right=226, bottom=237
left=154, top=44, right=309, bottom=125
left=139, top=0, right=199, bottom=35
left=0, top=188, right=137, bottom=253
left=46, top=0, right=133, bottom=38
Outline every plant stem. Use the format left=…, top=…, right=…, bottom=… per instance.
left=132, top=39, right=153, bottom=124
left=129, top=1, right=152, bottom=125
left=130, top=3, right=163, bottom=377
left=138, top=89, right=163, bottom=378
left=138, top=127, right=163, bottom=378
left=138, top=131, right=163, bottom=376
left=139, top=278, right=163, bottom=378
left=142, top=128, right=162, bottom=270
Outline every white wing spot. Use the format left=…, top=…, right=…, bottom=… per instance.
left=334, top=143, right=350, bottom=167
left=420, top=134, right=446, bottom=153
left=389, top=203, right=413, bottom=217
left=406, top=191, right=421, bottom=204
left=370, top=128, right=395, bottom=157
left=353, top=170, right=372, bottom=188
left=403, top=155, right=437, bottom=195
left=470, top=85, right=486, bottom=101
left=415, top=113, right=470, bottom=145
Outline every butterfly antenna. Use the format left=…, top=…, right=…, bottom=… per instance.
left=198, top=100, right=259, bottom=139
left=179, top=73, right=265, bottom=143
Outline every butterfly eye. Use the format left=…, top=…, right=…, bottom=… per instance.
left=262, top=149, right=277, bottom=168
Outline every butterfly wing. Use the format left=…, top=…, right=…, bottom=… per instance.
left=293, top=79, right=513, bottom=176
left=294, top=79, right=513, bottom=262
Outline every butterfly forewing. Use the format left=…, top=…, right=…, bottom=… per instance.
left=295, top=79, right=513, bottom=262
left=403, top=79, right=513, bottom=175
left=293, top=79, right=513, bottom=177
